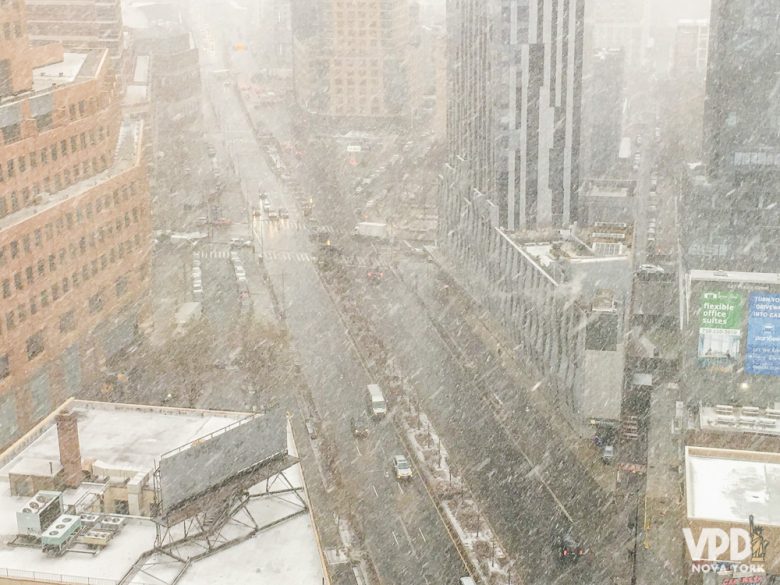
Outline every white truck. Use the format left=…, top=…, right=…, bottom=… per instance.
left=353, top=222, right=390, bottom=240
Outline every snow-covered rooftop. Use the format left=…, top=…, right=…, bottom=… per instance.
left=689, top=269, right=780, bottom=286
left=685, top=446, right=780, bottom=526
left=0, top=400, right=325, bottom=585
left=32, top=53, right=88, bottom=91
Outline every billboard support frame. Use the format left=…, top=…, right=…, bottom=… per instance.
left=139, top=465, right=306, bottom=585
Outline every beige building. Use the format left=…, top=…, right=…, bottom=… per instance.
left=291, top=0, right=417, bottom=124
left=0, top=3, right=150, bottom=450
left=24, top=0, right=124, bottom=69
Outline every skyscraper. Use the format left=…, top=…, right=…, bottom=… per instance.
left=703, top=0, right=780, bottom=177
left=444, top=0, right=584, bottom=231
left=672, top=19, right=709, bottom=77
left=584, top=48, right=624, bottom=178
left=678, top=0, right=780, bottom=273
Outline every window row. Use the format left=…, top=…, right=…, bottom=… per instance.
left=1, top=20, right=22, bottom=42
left=0, top=124, right=110, bottom=183
left=1, top=214, right=143, bottom=299
left=0, top=180, right=142, bottom=266
left=0, top=238, right=140, bottom=337
left=0, top=157, right=112, bottom=217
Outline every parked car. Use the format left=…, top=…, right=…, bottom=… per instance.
left=392, top=455, right=413, bottom=480
left=279, top=208, right=289, bottom=219
left=213, top=217, right=232, bottom=226
left=262, top=201, right=271, bottom=213
left=207, top=145, right=216, bottom=157
left=268, top=209, right=280, bottom=220
left=230, top=238, right=252, bottom=248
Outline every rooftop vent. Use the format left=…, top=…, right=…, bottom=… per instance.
left=16, top=491, right=64, bottom=537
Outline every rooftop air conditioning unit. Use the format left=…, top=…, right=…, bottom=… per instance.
left=41, top=514, right=82, bottom=548
left=80, top=514, right=100, bottom=526
left=78, top=529, right=113, bottom=547
left=99, top=516, right=125, bottom=531
left=17, top=491, right=64, bottom=537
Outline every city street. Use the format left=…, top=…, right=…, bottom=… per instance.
left=183, top=2, right=469, bottom=583
left=182, top=5, right=637, bottom=584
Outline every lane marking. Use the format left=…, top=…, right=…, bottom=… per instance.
left=391, top=530, right=400, bottom=547
left=397, top=482, right=405, bottom=495
left=372, top=484, right=379, bottom=498
left=355, top=440, right=363, bottom=456
left=418, top=527, right=427, bottom=542
left=399, top=520, right=418, bottom=557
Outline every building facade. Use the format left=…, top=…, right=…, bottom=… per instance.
left=703, top=0, right=780, bottom=178
left=679, top=0, right=779, bottom=275
left=0, top=5, right=151, bottom=449
left=445, top=0, right=584, bottom=231
left=24, top=0, right=124, bottom=69
left=438, top=170, right=628, bottom=429
left=584, top=48, right=624, bottom=178
left=585, top=0, right=645, bottom=73
left=291, top=0, right=417, bottom=124
left=439, top=0, right=596, bottom=427
left=256, top=0, right=293, bottom=77
left=671, top=19, right=708, bottom=76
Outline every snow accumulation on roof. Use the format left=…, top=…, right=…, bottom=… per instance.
left=685, top=446, right=780, bottom=527
left=0, top=400, right=324, bottom=585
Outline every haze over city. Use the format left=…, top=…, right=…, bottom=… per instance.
left=0, top=1, right=777, bottom=585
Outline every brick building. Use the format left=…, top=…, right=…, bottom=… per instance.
left=0, top=3, right=151, bottom=449
left=291, top=0, right=418, bottom=124
left=24, top=0, right=124, bottom=69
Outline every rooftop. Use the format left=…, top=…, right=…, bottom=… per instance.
left=582, top=178, right=636, bottom=199
left=685, top=445, right=780, bottom=527
left=508, top=228, right=632, bottom=303
left=689, top=269, right=780, bottom=286
left=32, top=53, right=89, bottom=91
left=699, top=404, right=780, bottom=436
left=0, top=400, right=325, bottom=585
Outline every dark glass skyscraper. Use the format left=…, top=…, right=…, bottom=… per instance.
left=703, top=0, right=780, bottom=178
left=443, top=0, right=584, bottom=232
left=680, top=0, right=780, bottom=272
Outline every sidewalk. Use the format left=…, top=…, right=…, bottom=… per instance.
left=247, top=253, right=280, bottom=323
left=637, top=382, right=685, bottom=584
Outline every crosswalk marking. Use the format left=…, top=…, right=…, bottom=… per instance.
left=261, top=220, right=339, bottom=234
left=195, top=247, right=387, bottom=268
left=194, top=249, right=231, bottom=259
left=262, top=250, right=315, bottom=262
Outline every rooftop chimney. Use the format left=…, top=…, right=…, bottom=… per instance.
left=56, top=411, right=82, bottom=488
